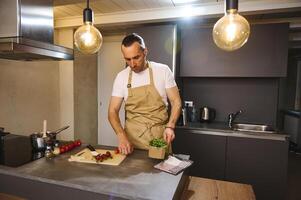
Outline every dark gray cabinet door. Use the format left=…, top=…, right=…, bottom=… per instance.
left=226, top=137, right=288, bottom=200
left=180, top=23, right=288, bottom=77
left=127, top=24, right=175, bottom=71
left=172, top=129, right=226, bottom=179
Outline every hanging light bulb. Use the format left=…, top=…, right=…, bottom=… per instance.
left=74, top=0, right=103, bottom=54
left=212, top=0, right=250, bottom=51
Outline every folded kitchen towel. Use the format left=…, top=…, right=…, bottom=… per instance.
left=154, top=155, right=193, bottom=175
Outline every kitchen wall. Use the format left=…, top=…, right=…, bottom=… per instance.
left=73, top=49, right=98, bottom=144
left=182, top=78, right=279, bottom=126
left=0, top=28, right=75, bottom=140
left=177, top=23, right=289, bottom=128
left=0, top=59, right=60, bottom=135
left=54, top=28, right=75, bottom=141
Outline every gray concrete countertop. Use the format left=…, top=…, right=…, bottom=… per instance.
left=0, top=147, right=187, bottom=200
left=176, top=122, right=289, bottom=141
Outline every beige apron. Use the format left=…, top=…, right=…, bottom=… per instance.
left=124, top=62, right=168, bottom=150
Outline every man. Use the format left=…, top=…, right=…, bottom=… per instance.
left=108, top=33, right=182, bottom=155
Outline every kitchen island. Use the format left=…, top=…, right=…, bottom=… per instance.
left=0, top=147, right=187, bottom=200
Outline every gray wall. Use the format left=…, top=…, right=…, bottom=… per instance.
left=74, top=50, right=98, bottom=144
left=182, top=78, right=279, bottom=126
left=0, top=59, right=60, bottom=135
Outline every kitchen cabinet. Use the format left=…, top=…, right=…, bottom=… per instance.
left=173, top=127, right=288, bottom=200
left=172, top=129, right=226, bottom=180
left=226, top=136, right=288, bottom=200
left=180, top=23, right=288, bottom=77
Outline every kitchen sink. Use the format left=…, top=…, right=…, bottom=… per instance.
left=231, top=123, right=277, bottom=133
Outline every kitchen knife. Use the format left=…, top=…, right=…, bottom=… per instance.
left=86, top=145, right=101, bottom=157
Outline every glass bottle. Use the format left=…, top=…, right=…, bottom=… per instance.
left=190, top=105, right=198, bottom=123
left=53, top=141, right=60, bottom=156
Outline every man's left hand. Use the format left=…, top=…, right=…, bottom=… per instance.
left=163, top=127, right=175, bottom=144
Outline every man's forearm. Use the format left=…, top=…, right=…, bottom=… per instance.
left=108, top=109, right=133, bottom=154
left=167, top=99, right=182, bottom=128
left=108, top=111, right=126, bottom=136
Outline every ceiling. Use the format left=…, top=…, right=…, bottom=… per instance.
left=54, top=0, right=301, bottom=19
left=53, top=0, right=301, bottom=50
left=53, top=0, right=301, bottom=28
left=53, top=0, right=220, bottom=18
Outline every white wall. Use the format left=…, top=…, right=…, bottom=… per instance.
left=98, top=35, right=125, bottom=146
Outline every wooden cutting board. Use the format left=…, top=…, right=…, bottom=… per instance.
left=68, top=148, right=126, bottom=166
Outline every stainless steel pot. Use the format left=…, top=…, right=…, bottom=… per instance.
left=30, top=133, right=45, bottom=152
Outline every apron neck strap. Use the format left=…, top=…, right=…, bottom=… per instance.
left=148, top=62, right=154, bottom=86
left=127, top=69, right=133, bottom=96
left=127, top=61, right=153, bottom=96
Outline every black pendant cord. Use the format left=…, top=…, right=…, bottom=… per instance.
left=83, top=0, right=93, bottom=23
left=226, top=0, right=238, bottom=11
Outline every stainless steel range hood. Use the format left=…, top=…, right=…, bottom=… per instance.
left=0, top=0, right=73, bottom=61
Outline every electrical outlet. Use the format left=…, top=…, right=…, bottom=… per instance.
left=184, top=101, right=193, bottom=107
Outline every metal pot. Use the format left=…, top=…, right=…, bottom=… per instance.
left=46, top=125, right=70, bottom=141
left=30, top=133, right=45, bottom=153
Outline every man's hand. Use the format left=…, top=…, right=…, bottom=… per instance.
left=163, top=127, right=175, bottom=144
left=117, top=133, right=133, bottom=155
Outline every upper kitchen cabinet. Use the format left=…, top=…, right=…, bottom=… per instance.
left=127, top=24, right=176, bottom=72
left=180, top=23, right=289, bottom=77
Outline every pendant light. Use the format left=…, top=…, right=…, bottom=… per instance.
left=212, top=0, right=250, bottom=51
left=74, top=0, right=103, bottom=54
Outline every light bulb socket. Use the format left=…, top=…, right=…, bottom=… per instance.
left=83, top=7, right=93, bottom=23
left=226, top=0, right=238, bottom=11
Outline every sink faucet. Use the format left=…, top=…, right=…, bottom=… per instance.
left=228, top=110, right=243, bottom=128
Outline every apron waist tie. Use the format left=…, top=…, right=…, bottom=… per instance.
left=137, top=121, right=167, bottom=138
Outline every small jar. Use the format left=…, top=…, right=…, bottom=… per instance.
left=53, top=141, right=60, bottom=156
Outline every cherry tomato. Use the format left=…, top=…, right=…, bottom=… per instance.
left=60, top=147, right=65, bottom=154
left=114, top=149, right=120, bottom=154
left=64, top=145, right=69, bottom=152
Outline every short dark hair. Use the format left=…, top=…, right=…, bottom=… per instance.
left=122, top=33, right=146, bottom=49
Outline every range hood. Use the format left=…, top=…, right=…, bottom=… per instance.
left=0, top=0, right=73, bottom=61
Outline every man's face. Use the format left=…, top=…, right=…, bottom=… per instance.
left=121, top=42, right=147, bottom=73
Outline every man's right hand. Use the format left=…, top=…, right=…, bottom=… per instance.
left=117, top=132, right=133, bottom=155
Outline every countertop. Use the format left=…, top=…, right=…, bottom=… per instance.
left=0, top=146, right=187, bottom=200
left=176, top=122, right=289, bottom=141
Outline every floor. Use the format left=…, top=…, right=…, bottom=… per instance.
left=287, top=151, right=301, bottom=200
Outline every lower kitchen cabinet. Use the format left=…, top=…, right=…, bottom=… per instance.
left=172, top=129, right=226, bottom=180
left=174, top=128, right=289, bottom=200
left=225, top=137, right=288, bottom=200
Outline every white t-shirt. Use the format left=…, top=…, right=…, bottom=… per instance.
left=112, top=61, right=177, bottom=105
